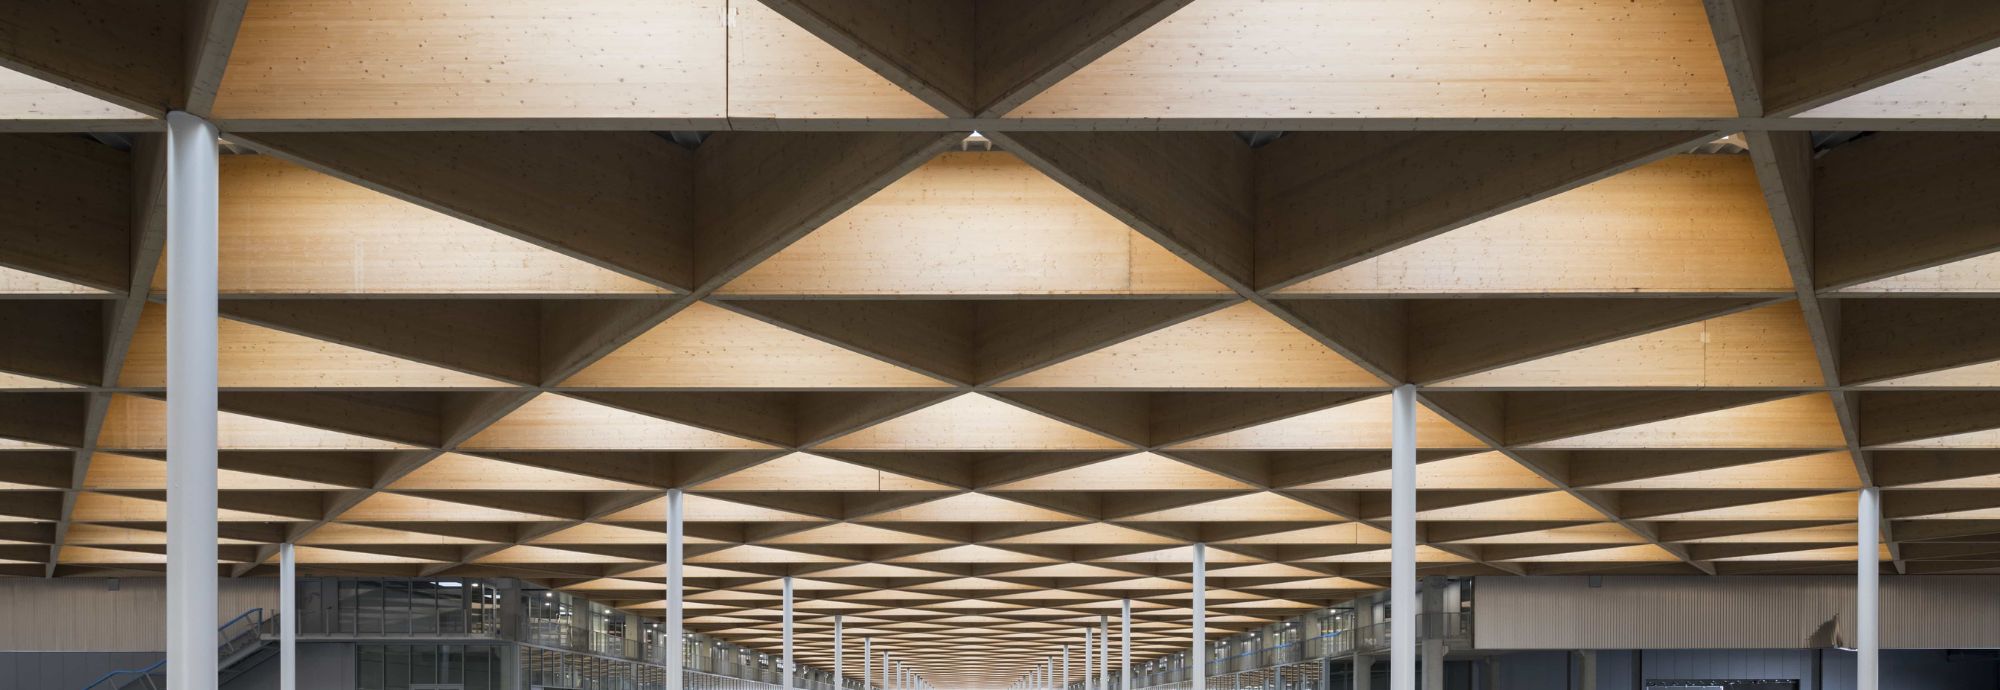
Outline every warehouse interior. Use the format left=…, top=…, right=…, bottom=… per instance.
left=2, top=1, right=2000, bottom=689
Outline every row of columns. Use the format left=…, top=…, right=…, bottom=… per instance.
left=151, top=113, right=1883, bottom=690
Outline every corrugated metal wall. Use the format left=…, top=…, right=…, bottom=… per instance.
left=0, top=578, right=277, bottom=652
left=1473, top=576, right=2000, bottom=650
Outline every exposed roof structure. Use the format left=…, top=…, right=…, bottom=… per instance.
left=3, top=0, right=2000, bottom=686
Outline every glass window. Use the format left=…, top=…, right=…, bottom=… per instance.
left=438, top=579, right=465, bottom=633
left=464, top=646, right=492, bottom=690
left=358, top=644, right=385, bottom=690
left=359, top=580, right=384, bottom=634
left=411, top=644, right=437, bottom=685
left=385, top=580, right=411, bottom=634
left=386, top=644, right=410, bottom=690
left=339, top=579, right=359, bottom=633
left=413, top=580, right=440, bottom=634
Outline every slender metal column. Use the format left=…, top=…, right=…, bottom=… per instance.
left=1858, top=487, right=1880, bottom=690
left=666, top=488, right=685, bottom=690
left=1120, top=599, right=1132, bottom=690
left=1084, top=626, right=1094, bottom=690
left=1192, top=543, right=1206, bottom=690
left=883, top=652, right=892, bottom=690
left=1064, top=646, right=1072, bottom=690
left=835, top=615, right=845, bottom=688
left=1390, top=384, right=1416, bottom=690
left=165, top=110, right=220, bottom=690
left=280, top=542, right=296, bottom=690
left=1099, top=618, right=1109, bottom=690
left=865, top=638, right=873, bottom=690
left=783, top=575, right=795, bottom=690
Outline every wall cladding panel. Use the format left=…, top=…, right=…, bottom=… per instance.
left=1474, top=576, right=2000, bottom=650
left=0, top=578, right=275, bottom=652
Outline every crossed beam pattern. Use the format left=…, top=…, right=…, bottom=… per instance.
left=2, top=0, right=2000, bottom=686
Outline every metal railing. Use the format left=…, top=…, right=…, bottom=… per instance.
left=219, top=607, right=267, bottom=661
left=78, top=608, right=269, bottom=690
left=1118, top=613, right=1474, bottom=690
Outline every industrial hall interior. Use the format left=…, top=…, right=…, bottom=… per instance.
left=4, top=0, right=2000, bottom=689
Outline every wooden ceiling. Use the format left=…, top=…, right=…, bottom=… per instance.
left=3, top=0, right=2000, bottom=686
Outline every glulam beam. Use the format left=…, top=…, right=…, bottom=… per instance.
left=1759, top=0, right=2000, bottom=116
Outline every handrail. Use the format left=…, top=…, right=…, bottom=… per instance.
left=219, top=607, right=266, bottom=659
left=77, top=660, right=163, bottom=690
left=219, top=606, right=264, bottom=631
left=78, top=607, right=268, bottom=690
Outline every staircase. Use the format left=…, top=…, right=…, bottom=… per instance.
left=79, top=608, right=278, bottom=689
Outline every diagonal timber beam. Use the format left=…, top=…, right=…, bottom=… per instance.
left=183, top=0, right=249, bottom=115
left=754, top=0, right=1196, bottom=117
left=994, top=131, right=1255, bottom=290
left=1759, top=0, right=2000, bottom=116
left=1416, top=393, right=1718, bottom=575
left=46, top=134, right=167, bottom=577
left=0, top=134, right=132, bottom=292
left=1813, top=133, right=2000, bottom=291
left=1839, top=300, right=2000, bottom=386
left=1405, top=298, right=1772, bottom=384
left=1253, top=130, right=1716, bottom=291
left=694, top=131, right=964, bottom=289
left=1703, top=0, right=1765, bottom=117
left=0, top=1, right=181, bottom=115
left=231, top=131, right=697, bottom=291
left=1748, top=128, right=1891, bottom=567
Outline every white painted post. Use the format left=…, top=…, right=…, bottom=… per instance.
left=1858, top=487, right=1880, bottom=690
left=1085, top=626, right=1095, bottom=690
left=280, top=542, right=296, bottom=690
left=783, top=575, right=795, bottom=690
left=165, top=110, right=220, bottom=690
left=1121, top=599, right=1132, bottom=690
left=836, top=615, right=845, bottom=688
left=1100, top=618, right=1110, bottom=690
left=667, top=488, right=685, bottom=690
left=1192, top=543, right=1206, bottom=690
left=1390, top=384, right=1416, bottom=690
left=865, top=638, right=873, bottom=690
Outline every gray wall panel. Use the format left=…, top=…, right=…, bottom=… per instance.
left=1474, top=576, right=2000, bottom=650
left=0, top=578, right=276, bottom=652
left=0, top=651, right=163, bottom=690
left=222, top=642, right=354, bottom=690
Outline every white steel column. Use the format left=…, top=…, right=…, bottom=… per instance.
left=1099, top=618, right=1109, bottom=690
left=166, top=110, right=220, bottom=690
left=1858, top=487, right=1880, bottom=690
left=279, top=542, right=296, bottom=690
left=835, top=615, right=845, bottom=688
left=1064, top=645, right=1072, bottom=690
left=1120, top=599, right=1132, bottom=690
left=884, top=652, right=892, bottom=690
left=1390, top=384, right=1417, bottom=690
left=1084, top=627, right=1094, bottom=690
left=1192, top=543, right=1206, bottom=690
left=783, top=575, right=795, bottom=690
left=666, top=488, right=685, bottom=690
left=865, top=638, right=873, bottom=690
